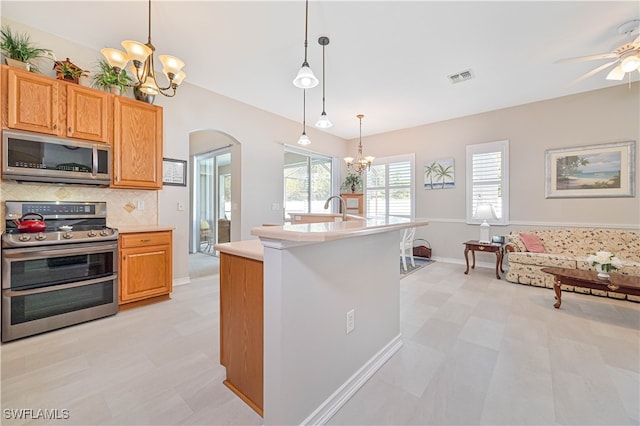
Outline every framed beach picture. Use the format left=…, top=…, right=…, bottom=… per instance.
left=545, top=141, right=636, bottom=198
left=424, top=158, right=455, bottom=190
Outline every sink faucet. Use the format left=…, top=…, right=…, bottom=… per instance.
left=324, top=196, right=347, bottom=221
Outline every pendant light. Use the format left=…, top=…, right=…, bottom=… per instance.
left=298, top=90, right=311, bottom=145
left=292, top=0, right=319, bottom=89
left=344, top=114, right=374, bottom=174
left=315, top=36, right=332, bottom=129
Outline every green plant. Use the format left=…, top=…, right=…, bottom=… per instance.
left=0, top=25, right=53, bottom=72
left=53, top=58, right=88, bottom=81
left=91, top=59, right=133, bottom=92
left=342, top=173, right=362, bottom=192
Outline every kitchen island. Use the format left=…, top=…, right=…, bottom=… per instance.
left=216, top=216, right=428, bottom=425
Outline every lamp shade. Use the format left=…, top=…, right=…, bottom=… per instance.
left=473, top=204, right=498, bottom=221
left=315, top=112, right=332, bottom=128
left=101, top=48, right=130, bottom=70
left=293, top=63, right=319, bottom=89
left=121, top=40, right=152, bottom=63
left=297, top=132, right=311, bottom=145
left=171, top=71, right=187, bottom=86
left=621, top=54, right=640, bottom=72
left=158, top=55, right=185, bottom=75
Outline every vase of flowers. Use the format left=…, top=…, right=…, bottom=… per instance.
left=587, top=251, right=623, bottom=280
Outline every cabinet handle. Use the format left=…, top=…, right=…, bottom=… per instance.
left=123, top=255, right=126, bottom=260
left=53, top=124, right=57, bottom=130
left=68, top=127, right=72, bottom=133
left=140, top=239, right=151, bottom=243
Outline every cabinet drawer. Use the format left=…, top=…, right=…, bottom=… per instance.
left=120, top=231, right=172, bottom=248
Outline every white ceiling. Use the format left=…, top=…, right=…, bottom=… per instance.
left=3, top=1, right=639, bottom=139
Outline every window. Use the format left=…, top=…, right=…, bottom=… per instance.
left=365, top=154, right=414, bottom=219
left=466, top=140, right=509, bottom=225
left=284, top=148, right=334, bottom=219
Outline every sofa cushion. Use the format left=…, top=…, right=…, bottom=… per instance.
left=519, top=232, right=546, bottom=253
left=508, top=252, right=577, bottom=268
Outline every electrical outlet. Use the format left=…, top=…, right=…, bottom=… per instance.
left=271, top=202, right=280, bottom=211
left=136, top=201, right=145, bottom=211
left=177, top=202, right=185, bottom=211
left=346, top=309, right=355, bottom=334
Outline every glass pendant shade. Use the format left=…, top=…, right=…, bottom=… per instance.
left=139, top=74, right=160, bottom=95
left=315, top=112, right=332, bottom=128
left=101, top=48, right=130, bottom=70
left=344, top=157, right=354, bottom=164
left=158, top=55, right=185, bottom=75
left=171, top=71, right=187, bottom=86
left=293, top=63, right=319, bottom=89
left=298, top=132, right=311, bottom=145
left=121, top=40, right=152, bottom=63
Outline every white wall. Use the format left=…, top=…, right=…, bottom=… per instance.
left=353, top=83, right=640, bottom=263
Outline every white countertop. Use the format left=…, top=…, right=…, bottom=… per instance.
left=215, top=239, right=264, bottom=261
left=114, top=225, right=175, bottom=234
left=251, top=216, right=428, bottom=242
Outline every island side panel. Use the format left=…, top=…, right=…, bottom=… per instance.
left=262, top=230, right=401, bottom=425
left=219, top=252, right=264, bottom=415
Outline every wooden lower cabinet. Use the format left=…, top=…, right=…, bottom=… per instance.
left=119, top=230, right=173, bottom=307
left=219, top=252, right=264, bottom=416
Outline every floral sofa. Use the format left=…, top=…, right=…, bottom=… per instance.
left=505, top=228, right=640, bottom=301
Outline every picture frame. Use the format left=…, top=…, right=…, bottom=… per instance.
left=545, top=141, right=636, bottom=198
left=424, top=157, right=455, bottom=190
left=162, top=158, right=187, bottom=186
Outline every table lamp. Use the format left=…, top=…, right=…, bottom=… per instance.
left=473, top=203, right=497, bottom=243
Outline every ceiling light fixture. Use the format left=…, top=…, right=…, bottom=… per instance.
left=344, top=114, right=374, bottom=175
left=101, top=0, right=186, bottom=97
left=315, top=36, right=332, bottom=129
left=292, top=0, right=319, bottom=89
left=298, top=90, right=311, bottom=145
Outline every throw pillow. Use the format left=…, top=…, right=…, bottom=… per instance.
left=519, top=232, right=546, bottom=253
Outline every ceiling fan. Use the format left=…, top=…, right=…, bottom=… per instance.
left=556, top=19, right=640, bottom=85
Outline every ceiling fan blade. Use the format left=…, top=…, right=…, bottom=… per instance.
left=568, top=60, right=619, bottom=86
left=606, top=64, right=625, bottom=80
left=555, top=53, right=617, bottom=63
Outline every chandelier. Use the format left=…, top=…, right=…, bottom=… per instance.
left=344, top=114, right=374, bottom=174
left=101, top=0, right=186, bottom=97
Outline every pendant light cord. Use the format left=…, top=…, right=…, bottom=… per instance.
left=303, top=0, right=309, bottom=63
left=302, top=89, right=307, bottom=133
left=321, top=42, right=326, bottom=113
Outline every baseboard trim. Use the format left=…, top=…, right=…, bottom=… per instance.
left=173, top=277, right=191, bottom=287
left=300, top=334, right=403, bottom=426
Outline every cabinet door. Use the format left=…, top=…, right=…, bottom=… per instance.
left=120, top=244, right=172, bottom=303
left=7, top=68, right=61, bottom=135
left=66, top=85, right=111, bottom=143
left=113, top=97, right=163, bottom=189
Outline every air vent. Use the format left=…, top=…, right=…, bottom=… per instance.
left=448, top=69, right=474, bottom=84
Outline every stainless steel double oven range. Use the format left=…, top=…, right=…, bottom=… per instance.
left=1, top=201, right=118, bottom=342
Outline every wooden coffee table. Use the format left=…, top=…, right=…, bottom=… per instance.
left=541, top=267, right=640, bottom=309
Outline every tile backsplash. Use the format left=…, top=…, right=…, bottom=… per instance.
left=0, top=181, right=157, bottom=232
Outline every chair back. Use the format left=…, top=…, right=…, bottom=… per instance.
left=402, top=227, right=416, bottom=245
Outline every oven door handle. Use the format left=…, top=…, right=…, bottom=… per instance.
left=2, top=242, right=118, bottom=259
left=4, top=274, right=119, bottom=296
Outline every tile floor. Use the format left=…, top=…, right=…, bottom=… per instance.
left=1, top=262, right=638, bottom=425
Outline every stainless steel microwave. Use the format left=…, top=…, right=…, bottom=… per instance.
left=2, top=130, right=111, bottom=186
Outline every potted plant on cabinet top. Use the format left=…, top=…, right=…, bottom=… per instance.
left=0, top=25, right=53, bottom=72
left=342, top=173, right=362, bottom=193
left=53, top=58, right=88, bottom=84
left=91, top=58, right=133, bottom=95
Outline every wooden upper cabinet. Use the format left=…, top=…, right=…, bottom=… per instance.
left=6, top=67, right=61, bottom=135
left=66, top=85, right=112, bottom=143
left=112, top=97, right=163, bottom=189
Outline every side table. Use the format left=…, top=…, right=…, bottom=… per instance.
left=463, top=240, right=504, bottom=279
